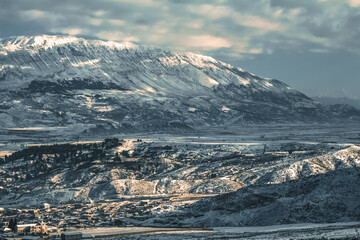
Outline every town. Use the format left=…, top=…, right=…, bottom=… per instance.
left=0, top=138, right=208, bottom=239
left=0, top=194, right=209, bottom=239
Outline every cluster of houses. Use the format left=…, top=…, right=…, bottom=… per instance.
left=0, top=205, right=51, bottom=238
left=0, top=197, right=180, bottom=239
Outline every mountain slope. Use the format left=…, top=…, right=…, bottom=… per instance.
left=313, top=96, right=360, bottom=110
left=176, top=167, right=360, bottom=227
left=0, top=35, right=359, bottom=131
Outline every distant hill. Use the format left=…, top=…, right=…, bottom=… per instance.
left=313, top=96, right=360, bottom=110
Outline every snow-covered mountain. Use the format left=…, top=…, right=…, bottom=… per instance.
left=0, top=35, right=358, bottom=131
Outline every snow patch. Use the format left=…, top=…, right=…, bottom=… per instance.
left=208, top=77, right=219, bottom=86
left=0, top=64, right=15, bottom=71
left=264, top=81, right=273, bottom=87
left=79, top=95, right=94, bottom=108
left=92, top=40, right=136, bottom=50
left=159, top=55, right=189, bottom=66
left=184, top=52, right=218, bottom=69
left=20, top=66, right=34, bottom=70
left=72, top=59, right=100, bottom=67
left=2, top=35, right=84, bottom=52
left=145, top=86, right=156, bottom=93
left=222, top=106, right=230, bottom=112
left=94, top=106, right=112, bottom=112
left=237, top=76, right=250, bottom=85
left=106, top=90, right=123, bottom=95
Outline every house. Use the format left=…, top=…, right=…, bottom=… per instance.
left=61, top=232, right=82, bottom=240
left=81, top=233, right=93, bottom=240
left=17, top=222, right=48, bottom=235
left=17, top=223, right=37, bottom=233
left=0, top=227, right=12, bottom=233
left=43, top=203, right=51, bottom=209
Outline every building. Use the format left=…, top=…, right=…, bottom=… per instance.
left=22, top=236, right=40, bottom=240
left=17, top=222, right=48, bottom=235
left=17, top=223, right=37, bottom=233
left=81, top=233, right=93, bottom=240
left=0, top=227, right=11, bottom=233
left=43, top=203, right=51, bottom=209
left=61, top=232, right=82, bottom=240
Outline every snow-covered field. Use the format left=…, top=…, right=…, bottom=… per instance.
left=1, top=123, right=360, bottom=155
left=90, top=222, right=360, bottom=239
left=75, top=226, right=211, bottom=238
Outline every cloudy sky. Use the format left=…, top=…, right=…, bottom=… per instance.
left=1, top=0, right=360, bottom=98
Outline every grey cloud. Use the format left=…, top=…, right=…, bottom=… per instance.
left=270, top=0, right=320, bottom=11
left=1, top=0, right=360, bottom=58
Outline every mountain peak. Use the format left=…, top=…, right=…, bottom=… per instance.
left=0, top=34, right=137, bottom=52
left=0, top=34, right=277, bottom=92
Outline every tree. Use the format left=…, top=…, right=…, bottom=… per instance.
left=14, top=218, right=17, bottom=233
left=9, top=218, right=17, bottom=232
left=114, top=152, right=121, bottom=162
left=8, top=219, right=13, bottom=230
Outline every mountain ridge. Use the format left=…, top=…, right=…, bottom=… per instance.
left=0, top=35, right=359, bottom=132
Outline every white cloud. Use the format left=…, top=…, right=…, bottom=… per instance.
left=236, top=15, right=285, bottom=32
left=94, top=10, right=106, bottom=17
left=347, top=0, right=360, bottom=7
left=189, top=4, right=231, bottom=19
left=97, top=31, right=139, bottom=42
left=189, top=4, right=285, bottom=34
left=22, top=10, right=46, bottom=19
left=110, top=0, right=160, bottom=7
left=186, top=20, right=204, bottom=29
left=90, top=18, right=102, bottom=26
left=249, top=48, right=263, bottom=54
left=109, top=19, right=125, bottom=26
left=184, top=35, right=232, bottom=50
left=62, top=28, right=83, bottom=35
left=273, top=8, right=284, bottom=18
